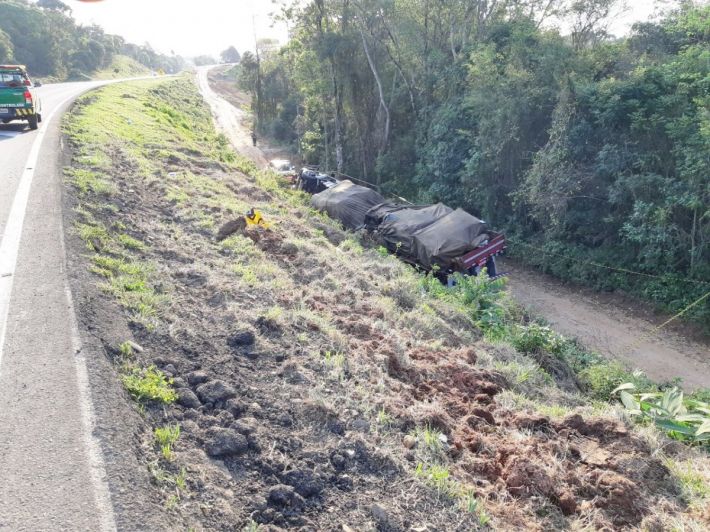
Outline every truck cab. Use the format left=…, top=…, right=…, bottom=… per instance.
left=0, top=65, right=43, bottom=130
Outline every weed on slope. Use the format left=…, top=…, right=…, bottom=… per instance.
left=62, top=76, right=710, bottom=530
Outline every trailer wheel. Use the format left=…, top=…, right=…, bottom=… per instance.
left=485, top=256, right=497, bottom=278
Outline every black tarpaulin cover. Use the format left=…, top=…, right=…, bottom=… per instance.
left=411, top=208, right=489, bottom=269
left=375, top=203, right=453, bottom=257
left=311, top=180, right=386, bottom=229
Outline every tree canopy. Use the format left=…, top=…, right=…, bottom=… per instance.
left=220, top=46, right=241, bottom=63
left=0, top=0, right=184, bottom=78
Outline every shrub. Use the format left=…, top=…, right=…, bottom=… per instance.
left=578, top=362, right=648, bottom=400
left=613, top=383, right=710, bottom=445
left=512, top=323, right=565, bottom=355
left=421, top=272, right=512, bottom=338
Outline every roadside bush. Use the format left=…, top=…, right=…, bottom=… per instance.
left=512, top=323, right=565, bottom=356
left=421, top=272, right=512, bottom=339
left=613, top=384, right=710, bottom=445
left=579, top=362, right=651, bottom=400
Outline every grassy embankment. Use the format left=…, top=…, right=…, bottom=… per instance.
left=93, top=55, right=151, bottom=80
left=62, top=75, right=710, bottom=530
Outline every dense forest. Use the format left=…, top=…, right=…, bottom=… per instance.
left=238, top=0, right=710, bottom=325
left=0, top=0, right=184, bottom=78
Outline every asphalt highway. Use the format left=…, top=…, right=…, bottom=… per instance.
left=0, top=80, right=116, bottom=531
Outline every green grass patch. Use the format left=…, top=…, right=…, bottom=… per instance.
left=580, top=363, right=652, bottom=400
left=94, top=54, right=151, bottom=80
left=77, top=222, right=112, bottom=251
left=663, top=458, right=710, bottom=505
left=121, top=365, right=177, bottom=404
left=414, top=463, right=490, bottom=525
left=89, top=254, right=164, bottom=327
left=65, top=167, right=117, bottom=196
left=118, top=233, right=146, bottom=251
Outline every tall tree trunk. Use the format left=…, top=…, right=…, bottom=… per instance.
left=360, top=28, right=390, bottom=158
left=380, top=18, right=417, bottom=114
left=330, top=61, right=344, bottom=173
left=322, top=99, right=329, bottom=170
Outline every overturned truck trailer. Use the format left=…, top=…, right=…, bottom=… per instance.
left=311, top=180, right=506, bottom=277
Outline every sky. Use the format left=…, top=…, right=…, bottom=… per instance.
left=67, top=0, right=680, bottom=59
left=68, top=0, right=291, bottom=58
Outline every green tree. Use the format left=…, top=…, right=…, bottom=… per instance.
left=0, top=29, right=13, bottom=63
left=220, top=46, right=241, bottom=63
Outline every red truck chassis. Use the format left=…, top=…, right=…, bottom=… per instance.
left=457, top=232, right=507, bottom=271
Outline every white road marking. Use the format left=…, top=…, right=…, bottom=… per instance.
left=0, top=93, right=74, bottom=372
left=0, top=89, right=117, bottom=530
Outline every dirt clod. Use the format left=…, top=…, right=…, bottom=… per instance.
left=186, top=370, right=209, bottom=386
left=503, top=456, right=554, bottom=498
left=512, top=413, right=550, bottom=431
left=205, top=428, right=248, bottom=457
left=371, top=503, right=399, bottom=531
left=268, top=484, right=297, bottom=507
left=176, top=388, right=201, bottom=409
left=196, top=380, right=237, bottom=404
left=282, top=469, right=325, bottom=498
left=216, top=218, right=246, bottom=241
left=231, top=417, right=257, bottom=435
left=227, top=329, right=256, bottom=348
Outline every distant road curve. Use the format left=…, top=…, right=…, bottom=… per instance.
left=196, top=65, right=270, bottom=168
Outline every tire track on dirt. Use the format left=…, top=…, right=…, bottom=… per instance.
left=504, top=259, right=710, bottom=390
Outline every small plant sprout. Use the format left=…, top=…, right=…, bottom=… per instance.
left=413, top=424, right=444, bottom=453
left=415, top=463, right=457, bottom=498
left=376, top=408, right=393, bottom=428
left=461, top=489, right=491, bottom=526
left=175, top=467, right=188, bottom=491
left=322, top=350, right=347, bottom=380
left=165, top=494, right=179, bottom=510
left=243, top=520, right=261, bottom=532
left=118, top=233, right=146, bottom=251
left=323, top=350, right=346, bottom=369
left=154, top=424, right=181, bottom=461
left=119, top=341, right=134, bottom=358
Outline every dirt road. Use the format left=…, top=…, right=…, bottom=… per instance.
left=504, top=260, right=710, bottom=391
left=196, top=66, right=270, bottom=168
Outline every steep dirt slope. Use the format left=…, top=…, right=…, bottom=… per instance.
left=62, top=76, right=710, bottom=531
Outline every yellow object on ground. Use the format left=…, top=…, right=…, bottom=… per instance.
left=245, top=208, right=270, bottom=228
